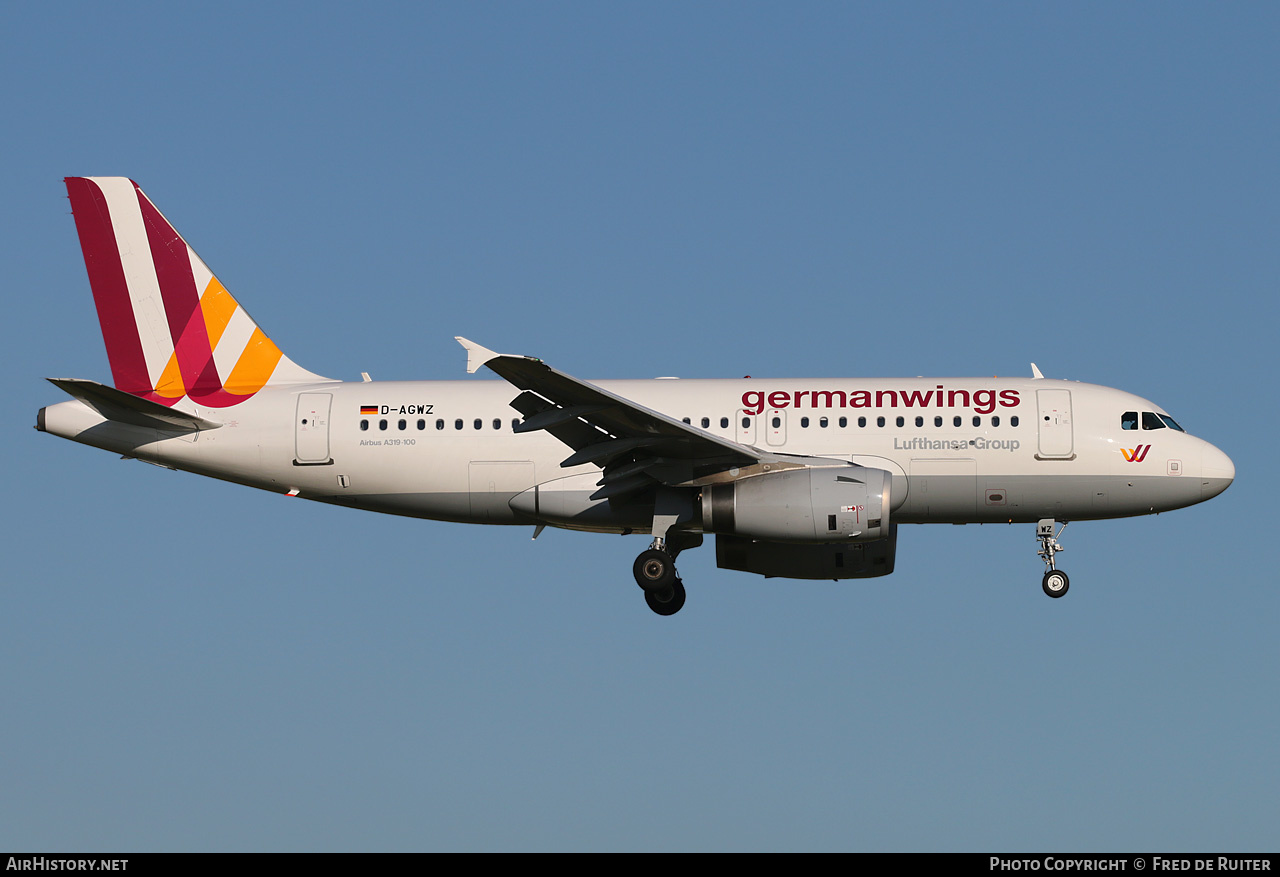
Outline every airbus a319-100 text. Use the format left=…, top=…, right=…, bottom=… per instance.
left=37, top=178, right=1235, bottom=616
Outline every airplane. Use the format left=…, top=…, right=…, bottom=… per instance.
left=37, top=177, right=1235, bottom=616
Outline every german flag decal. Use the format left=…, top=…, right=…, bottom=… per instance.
left=360, top=405, right=378, bottom=415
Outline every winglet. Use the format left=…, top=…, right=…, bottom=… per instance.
left=455, top=337, right=501, bottom=374
left=1030, top=363, right=1045, bottom=380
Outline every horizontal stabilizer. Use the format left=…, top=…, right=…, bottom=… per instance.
left=47, top=378, right=223, bottom=431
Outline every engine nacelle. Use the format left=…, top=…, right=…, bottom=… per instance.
left=716, top=526, right=898, bottom=580
left=701, top=465, right=891, bottom=543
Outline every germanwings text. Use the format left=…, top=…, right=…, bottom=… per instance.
left=741, top=387, right=1021, bottom=416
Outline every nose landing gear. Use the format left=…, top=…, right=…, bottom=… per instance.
left=1037, top=519, right=1069, bottom=598
left=1042, top=568, right=1069, bottom=598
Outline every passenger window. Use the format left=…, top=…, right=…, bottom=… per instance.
left=398, top=419, right=406, bottom=430
left=720, top=417, right=729, bottom=429
left=474, top=419, right=482, bottom=430
left=820, top=417, right=828, bottom=428
left=493, top=419, right=501, bottom=430
left=1011, top=416, right=1019, bottom=427
left=417, top=419, right=426, bottom=430
left=858, top=417, right=867, bottom=428
left=455, top=419, right=463, bottom=430
left=1121, top=412, right=1138, bottom=430
left=839, top=417, right=847, bottom=428
left=914, top=416, right=923, bottom=427
left=701, top=417, right=710, bottom=428
left=360, top=420, right=369, bottom=431
left=934, top=416, right=942, bottom=427
left=379, top=419, right=388, bottom=431
left=992, top=416, right=1000, bottom=427
left=895, top=416, right=904, bottom=427
left=1142, top=411, right=1166, bottom=430
left=512, top=419, right=520, bottom=430
left=801, top=417, right=810, bottom=428
left=742, top=417, right=750, bottom=428
left=436, top=419, right=444, bottom=430
left=876, top=416, right=885, bottom=427
left=954, top=416, right=962, bottom=427
left=772, top=417, right=781, bottom=428
left=973, top=416, right=981, bottom=427
left=682, top=417, right=691, bottom=424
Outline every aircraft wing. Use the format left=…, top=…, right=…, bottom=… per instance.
left=456, top=338, right=761, bottom=500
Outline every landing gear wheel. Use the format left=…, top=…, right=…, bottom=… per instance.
left=633, top=548, right=676, bottom=592
left=645, top=578, right=686, bottom=616
left=1042, top=569, right=1070, bottom=598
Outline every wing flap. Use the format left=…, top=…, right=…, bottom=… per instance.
left=507, top=391, right=604, bottom=451
left=589, top=473, right=659, bottom=501
left=512, top=403, right=611, bottom=435
left=560, top=436, right=659, bottom=469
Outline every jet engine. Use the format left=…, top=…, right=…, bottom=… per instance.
left=700, top=465, right=891, bottom=542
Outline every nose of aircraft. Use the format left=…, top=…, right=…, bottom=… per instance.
left=1201, top=442, right=1235, bottom=500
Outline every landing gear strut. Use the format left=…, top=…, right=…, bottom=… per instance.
left=1037, top=518, right=1069, bottom=598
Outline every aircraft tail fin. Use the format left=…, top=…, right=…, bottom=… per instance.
left=64, top=177, right=330, bottom=409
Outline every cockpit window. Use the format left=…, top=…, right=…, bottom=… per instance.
left=1141, top=411, right=1166, bottom=430
left=1121, top=412, right=1138, bottom=430
left=1159, top=414, right=1185, bottom=432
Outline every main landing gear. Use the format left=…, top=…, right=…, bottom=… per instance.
left=1037, top=518, right=1069, bottom=598
left=632, top=533, right=699, bottom=616
left=631, top=489, right=700, bottom=616
left=633, top=542, right=685, bottom=615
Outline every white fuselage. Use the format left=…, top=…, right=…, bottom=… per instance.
left=40, top=375, right=1235, bottom=531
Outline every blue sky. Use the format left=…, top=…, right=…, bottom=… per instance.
left=2, top=2, right=1276, bottom=852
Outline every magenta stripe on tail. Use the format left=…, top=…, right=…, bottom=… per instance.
left=133, top=183, right=224, bottom=394
left=65, top=178, right=152, bottom=395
